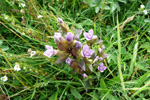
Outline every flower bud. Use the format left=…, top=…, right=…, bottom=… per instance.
left=101, top=45, right=105, bottom=50
left=140, top=5, right=145, bottom=9
left=82, top=73, right=87, bottom=78
left=66, top=32, right=74, bottom=42
left=98, top=48, right=102, bottom=54
left=66, top=58, right=72, bottom=65
left=54, top=32, right=62, bottom=43
left=103, top=54, right=108, bottom=59
left=99, top=57, right=103, bottom=61
left=58, top=18, right=63, bottom=23
left=74, top=41, right=82, bottom=49
left=20, top=9, right=25, bottom=14
left=93, top=56, right=99, bottom=63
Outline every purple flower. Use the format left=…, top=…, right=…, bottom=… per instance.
left=82, top=73, right=87, bottom=78
left=81, top=44, right=94, bottom=58
left=66, top=58, right=72, bottom=65
left=58, top=18, right=63, bottom=23
left=75, top=41, right=82, bottom=49
left=83, top=29, right=96, bottom=40
left=98, top=63, right=107, bottom=72
left=66, top=32, right=74, bottom=42
left=43, top=45, right=54, bottom=58
left=54, top=32, right=62, bottom=43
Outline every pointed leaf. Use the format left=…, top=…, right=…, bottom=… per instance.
left=134, top=71, right=150, bottom=87
left=118, top=0, right=127, bottom=3
left=95, top=6, right=100, bottom=13
left=70, top=87, right=82, bottom=99
left=1, top=46, right=9, bottom=52
left=49, top=92, right=58, bottom=100
left=100, top=78, right=108, bottom=94
left=78, top=59, right=86, bottom=71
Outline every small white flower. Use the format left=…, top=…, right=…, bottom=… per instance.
left=1, top=14, right=5, bottom=16
left=14, top=64, right=21, bottom=71
left=30, top=51, right=36, bottom=57
left=19, top=3, right=26, bottom=7
left=140, top=5, right=145, bottom=9
left=20, top=9, right=25, bottom=14
left=4, top=16, right=8, bottom=20
left=143, top=10, right=148, bottom=15
left=23, top=67, right=26, bottom=70
left=37, top=15, right=43, bottom=18
left=1, top=76, right=8, bottom=82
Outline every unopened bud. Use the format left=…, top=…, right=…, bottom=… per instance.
left=74, top=41, right=82, bottom=49
left=99, top=57, right=103, bottom=61
left=54, top=32, right=62, bottom=43
left=58, top=18, right=63, bottom=23
left=98, top=48, right=102, bottom=54
left=20, top=9, right=25, bottom=14
left=103, top=54, right=108, bottom=59
left=101, top=45, right=105, bottom=50
left=66, top=32, right=74, bottom=42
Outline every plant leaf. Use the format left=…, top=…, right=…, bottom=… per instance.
left=134, top=71, right=150, bottom=87
left=135, top=63, right=149, bottom=71
left=118, top=0, right=127, bottom=3
left=144, top=18, right=150, bottom=23
left=70, top=87, right=82, bottom=99
left=78, top=59, right=86, bottom=71
left=100, top=78, right=108, bottom=94
left=82, top=19, right=93, bottom=26
left=95, top=6, right=100, bottom=13
left=1, top=46, right=9, bottom=52
left=49, top=92, right=58, bottom=100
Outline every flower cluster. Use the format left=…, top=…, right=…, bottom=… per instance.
left=140, top=5, right=148, bottom=15
left=43, top=18, right=108, bottom=78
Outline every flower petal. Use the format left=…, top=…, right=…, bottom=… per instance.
left=81, top=50, right=84, bottom=57
left=89, top=29, right=93, bottom=35
left=43, top=50, right=53, bottom=58
left=83, top=44, right=89, bottom=51
left=45, top=45, right=53, bottom=50
left=89, top=49, right=94, bottom=55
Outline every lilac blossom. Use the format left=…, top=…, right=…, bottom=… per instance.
left=66, top=32, right=74, bottom=42
left=98, top=63, right=107, bottom=72
left=81, top=44, right=94, bottom=58
left=43, top=45, right=54, bottom=58
left=66, top=58, right=72, bottom=65
left=54, top=32, right=62, bottom=43
left=82, top=73, right=87, bottom=78
left=75, top=41, right=82, bottom=49
left=83, top=29, right=96, bottom=40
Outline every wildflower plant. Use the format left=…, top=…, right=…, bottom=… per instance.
left=43, top=18, right=108, bottom=80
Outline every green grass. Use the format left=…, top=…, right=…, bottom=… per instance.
left=0, top=0, right=150, bottom=99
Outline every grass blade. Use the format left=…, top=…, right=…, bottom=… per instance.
left=129, top=35, right=139, bottom=75
left=117, top=13, right=125, bottom=91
